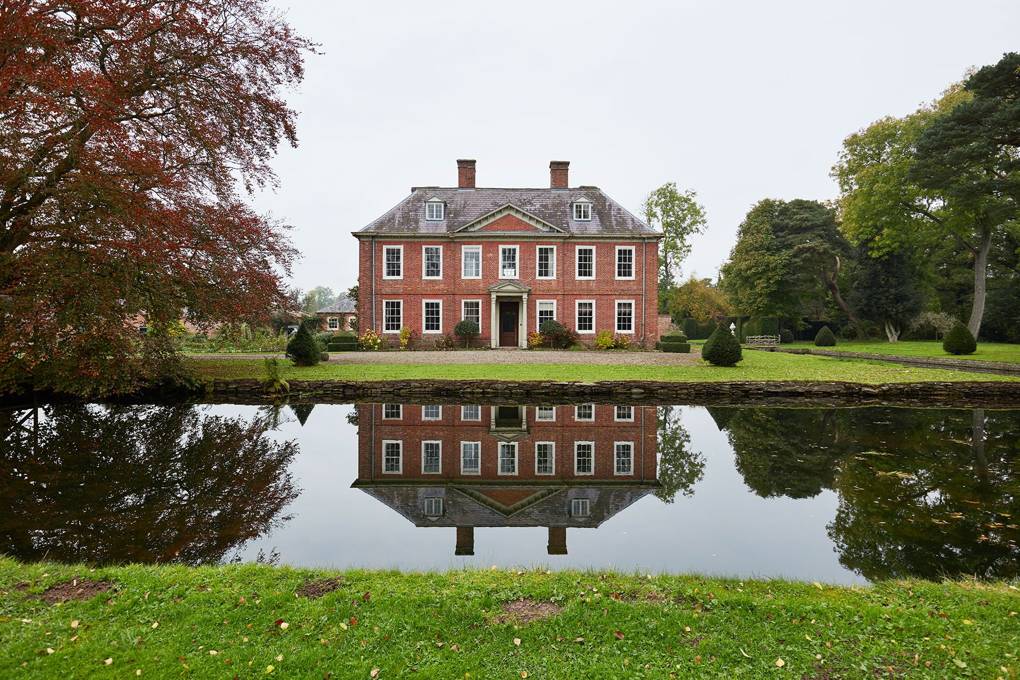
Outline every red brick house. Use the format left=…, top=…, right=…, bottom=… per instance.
left=352, top=403, right=659, bottom=555
left=354, top=160, right=661, bottom=348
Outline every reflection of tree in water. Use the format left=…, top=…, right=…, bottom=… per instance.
left=655, top=406, right=705, bottom=503
left=712, top=406, right=1020, bottom=579
left=829, top=408, right=1020, bottom=580
left=708, top=407, right=846, bottom=499
left=0, top=404, right=299, bottom=565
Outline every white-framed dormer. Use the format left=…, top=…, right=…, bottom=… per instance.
left=615, top=245, right=635, bottom=280
left=573, top=199, right=592, bottom=221
left=536, top=244, right=557, bottom=279
left=422, top=245, right=443, bottom=280
left=499, top=245, right=519, bottom=279
left=575, top=245, right=595, bottom=280
left=383, top=245, right=403, bottom=280
left=425, top=198, right=445, bottom=221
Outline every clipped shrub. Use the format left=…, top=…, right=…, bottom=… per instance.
left=359, top=329, right=381, bottom=351
left=660, top=332, right=690, bottom=353
left=814, top=326, right=837, bottom=347
left=594, top=329, right=616, bottom=350
left=539, top=319, right=577, bottom=349
left=286, top=324, right=320, bottom=366
left=454, top=319, right=480, bottom=348
left=527, top=331, right=544, bottom=349
left=701, top=324, right=742, bottom=366
left=943, top=322, right=977, bottom=355
left=780, top=328, right=794, bottom=344
left=326, top=331, right=359, bottom=352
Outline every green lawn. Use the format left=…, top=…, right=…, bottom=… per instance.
left=190, top=350, right=1015, bottom=384
left=2, top=559, right=1018, bottom=678
left=790, top=340, right=1020, bottom=364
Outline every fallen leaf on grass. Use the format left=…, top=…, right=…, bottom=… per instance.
left=775, top=658, right=785, bottom=668
left=370, top=668, right=380, bottom=678
left=614, top=630, right=625, bottom=640
left=151, top=622, right=159, bottom=629
left=740, top=648, right=752, bottom=658
left=513, top=638, right=521, bottom=647
left=104, top=658, right=113, bottom=666
left=46, top=648, right=54, bottom=655
left=70, top=620, right=79, bottom=629
left=953, top=659, right=967, bottom=668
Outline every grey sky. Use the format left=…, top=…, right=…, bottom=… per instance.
left=257, top=0, right=1020, bottom=293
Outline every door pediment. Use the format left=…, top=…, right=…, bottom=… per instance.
left=488, top=281, right=531, bottom=294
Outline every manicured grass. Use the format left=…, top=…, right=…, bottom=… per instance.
left=790, top=340, right=1020, bottom=364
left=190, top=350, right=1015, bottom=384
left=2, top=559, right=1018, bottom=679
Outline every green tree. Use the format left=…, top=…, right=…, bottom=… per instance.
left=642, top=183, right=707, bottom=292
left=655, top=407, right=705, bottom=503
left=847, top=249, right=924, bottom=342
left=669, top=277, right=732, bottom=323
left=302, top=286, right=337, bottom=315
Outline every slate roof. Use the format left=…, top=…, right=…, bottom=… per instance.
left=315, top=294, right=356, bottom=314
left=356, top=187, right=657, bottom=236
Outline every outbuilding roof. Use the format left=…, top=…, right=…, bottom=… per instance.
left=315, top=295, right=356, bottom=314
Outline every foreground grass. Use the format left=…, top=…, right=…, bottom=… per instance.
left=190, top=350, right=1014, bottom=384
left=789, top=340, right=1020, bottom=364
left=1, top=559, right=1017, bottom=678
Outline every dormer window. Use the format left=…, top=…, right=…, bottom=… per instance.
left=425, top=199, right=444, bottom=221
left=573, top=201, right=592, bottom=221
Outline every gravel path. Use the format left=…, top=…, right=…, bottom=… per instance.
left=190, top=349, right=703, bottom=366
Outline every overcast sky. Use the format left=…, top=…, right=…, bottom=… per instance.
left=256, top=0, right=1020, bottom=293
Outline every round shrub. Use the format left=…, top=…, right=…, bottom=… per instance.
left=814, top=326, right=837, bottom=347
left=454, top=320, right=480, bottom=347
left=702, top=324, right=742, bottom=366
left=540, top=319, right=577, bottom=349
left=780, top=328, right=794, bottom=344
left=943, top=322, right=977, bottom=355
left=286, top=324, right=320, bottom=366
left=594, top=329, right=616, bottom=350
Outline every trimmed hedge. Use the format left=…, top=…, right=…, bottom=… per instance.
left=943, top=322, right=977, bottom=355
left=660, top=332, right=691, bottom=353
left=814, top=326, right=837, bottom=347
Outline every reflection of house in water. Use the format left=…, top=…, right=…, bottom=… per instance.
left=353, top=404, right=659, bottom=555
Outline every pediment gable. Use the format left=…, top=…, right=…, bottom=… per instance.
left=456, top=204, right=565, bottom=234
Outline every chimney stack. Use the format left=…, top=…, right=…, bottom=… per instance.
left=457, top=159, right=476, bottom=189
left=549, top=161, right=570, bottom=189
left=547, top=527, right=567, bottom=555
left=455, top=526, right=475, bottom=555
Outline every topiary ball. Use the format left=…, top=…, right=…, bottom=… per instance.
left=780, top=328, right=794, bottom=344
left=286, top=324, right=320, bottom=366
left=942, top=322, right=977, bottom=355
left=702, top=324, right=743, bottom=366
left=814, top=326, right=837, bottom=347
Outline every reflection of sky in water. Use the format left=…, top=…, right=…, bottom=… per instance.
left=232, top=404, right=859, bottom=585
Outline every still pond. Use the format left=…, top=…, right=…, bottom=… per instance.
left=2, top=402, right=1018, bottom=585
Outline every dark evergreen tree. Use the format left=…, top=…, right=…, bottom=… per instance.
left=943, top=322, right=977, bottom=355
left=814, top=326, right=837, bottom=347
left=848, top=249, right=924, bottom=342
left=286, top=324, right=320, bottom=366
left=701, top=324, right=742, bottom=366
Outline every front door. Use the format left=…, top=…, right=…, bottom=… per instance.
left=499, top=301, right=519, bottom=347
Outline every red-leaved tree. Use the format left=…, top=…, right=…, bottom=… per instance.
left=0, top=0, right=313, bottom=395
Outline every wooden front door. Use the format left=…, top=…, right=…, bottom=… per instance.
left=499, top=301, right=519, bottom=347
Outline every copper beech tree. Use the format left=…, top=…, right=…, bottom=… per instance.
left=0, top=0, right=313, bottom=395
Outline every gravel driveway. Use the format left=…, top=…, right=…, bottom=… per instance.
left=191, top=349, right=702, bottom=366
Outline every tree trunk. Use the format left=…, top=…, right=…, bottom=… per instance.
left=825, top=276, right=862, bottom=335
left=968, top=228, right=992, bottom=338
left=883, top=320, right=900, bottom=343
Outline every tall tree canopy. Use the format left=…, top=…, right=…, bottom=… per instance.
left=642, top=183, right=707, bottom=290
left=668, top=276, right=731, bottom=323
left=720, top=199, right=857, bottom=325
left=847, top=249, right=925, bottom=342
left=0, top=0, right=313, bottom=395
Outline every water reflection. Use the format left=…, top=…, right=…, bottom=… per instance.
left=0, top=404, right=298, bottom=564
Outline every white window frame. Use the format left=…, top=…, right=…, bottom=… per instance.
left=536, top=299, right=556, bottom=332
left=614, top=405, right=634, bottom=422
left=615, top=299, right=635, bottom=334
left=535, top=441, right=556, bottom=476
left=460, top=441, right=481, bottom=475
left=575, top=245, right=595, bottom=280
left=461, top=245, right=482, bottom=279
left=422, top=245, right=443, bottom=280
left=574, top=441, right=595, bottom=475
left=535, top=406, right=556, bottom=422
left=461, top=299, right=482, bottom=329
left=574, top=404, right=595, bottom=422
left=383, top=245, right=403, bottom=280
left=382, top=404, right=402, bottom=420
left=575, top=299, right=595, bottom=334
left=425, top=200, right=444, bottom=221
left=383, top=299, right=403, bottom=333
left=498, top=442, right=519, bottom=476
left=536, top=245, right=557, bottom=279
left=422, top=404, right=442, bottom=421
left=573, top=202, right=592, bottom=221
left=615, top=246, right=635, bottom=280
left=421, top=440, right=442, bottom=474
left=499, top=245, right=519, bottom=279
left=422, top=299, right=443, bottom=334
left=382, top=440, right=402, bottom=474
left=327, top=317, right=339, bottom=330
left=424, top=497, right=444, bottom=517
left=614, top=441, right=634, bottom=476
left=571, top=498, right=591, bottom=517
left=460, top=405, right=481, bottom=421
